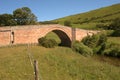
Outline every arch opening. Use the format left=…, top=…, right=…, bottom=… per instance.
left=45, top=30, right=71, bottom=47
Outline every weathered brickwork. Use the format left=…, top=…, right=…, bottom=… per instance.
left=0, top=31, right=11, bottom=46
left=0, top=24, right=98, bottom=46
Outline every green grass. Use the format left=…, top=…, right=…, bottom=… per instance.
left=72, top=23, right=98, bottom=30
left=0, top=45, right=120, bottom=80
left=108, top=37, right=120, bottom=44
left=51, top=3, right=120, bottom=30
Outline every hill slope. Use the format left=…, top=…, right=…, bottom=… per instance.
left=52, top=3, right=120, bottom=29
left=0, top=46, right=120, bottom=80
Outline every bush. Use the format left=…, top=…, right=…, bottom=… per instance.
left=82, top=35, right=99, bottom=48
left=38, top=37, right=57, bottom=48
left=72, top=41, right=93, bottom=56
left=105, top=30, right=114, bottom=36
left=93, top=45, right=102, bottom=54
left=38, top=37, right=46, bottom=46
left=82, top=33, right=107, bottom=54
left=111, top=30, right=120, bottom=37
left=82, top=33, right=107, bottom=48
left=97, top=33, right=107, bottom=46
left=103, top=47, right=120, bottom=58
left=81, top=32, right=120, bottom=58
left=96, top=43, right=107, bottom=54
left=107, top=18, right=120, bottom=30
left=64, top=20, right=71, bottom=27
left=102, top=43, right=120, bottom=57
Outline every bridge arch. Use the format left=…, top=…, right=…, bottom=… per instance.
left=40, top=28, right=72, bottom=47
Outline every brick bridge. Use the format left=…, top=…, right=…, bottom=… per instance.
left=0, top=24, right=98, bottom=47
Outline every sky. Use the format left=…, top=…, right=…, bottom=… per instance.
left=0, top=0, right=120, bottom=21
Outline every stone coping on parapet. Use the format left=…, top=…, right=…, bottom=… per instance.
left=0, top=24, right=99, bottom=33
left=0, top=24, right=70, bottom=30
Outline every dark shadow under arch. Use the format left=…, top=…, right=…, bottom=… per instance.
left=51, top=30, right=71, bottom=47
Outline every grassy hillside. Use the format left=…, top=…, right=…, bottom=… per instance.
left=0, top=45, right=120, bottom=80
left=52, top=3, right=120, bottom=29
left=108, top=37, right=120, bottom=44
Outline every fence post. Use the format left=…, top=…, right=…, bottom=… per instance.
left=34, top=60, right=39, bottom=80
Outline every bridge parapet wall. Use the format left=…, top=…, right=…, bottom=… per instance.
left=0, top=24, right=98, bottom=47
left=75, top=28, right=98, bottom=41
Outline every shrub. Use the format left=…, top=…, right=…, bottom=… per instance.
left=93, top=45, right=102, bottom=54
left=38, top=37, right=57, bottom=48
left=97, top=33, right=107, bottom=46
left=82, top=32, right=120, bottom=58
left=105, top=30, right=114, bottom=36
left=82, top=34, right=100, bottom=48
left=111, top=30, right=120, bottom=37
left=103, top=47, right=120, bottom=57
left=82, top=33, right=107, bottom=54
left=71, top=41, right=80, bottom=52
left=107, top=18, right=120, bottom=30
left=64, top=20, right=71, bottom=27
left=96, top=43, right=106, bottom=54
left=72, top=41, right=93, bottom=56
left=38, top=37, right=46, bottom=46
left=102, top=42, right=120, bottom=57
left=109, top=48, right=120, bottom=57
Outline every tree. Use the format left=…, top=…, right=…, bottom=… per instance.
left=0, top=14, right=17, bottom=26
left=13, top=7, right=37, bottom=25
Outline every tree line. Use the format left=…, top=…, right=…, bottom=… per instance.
left=0, top=7, right=37, bottom=26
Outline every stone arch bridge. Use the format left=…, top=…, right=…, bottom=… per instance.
left=0, top=24, right=98, bottom=47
